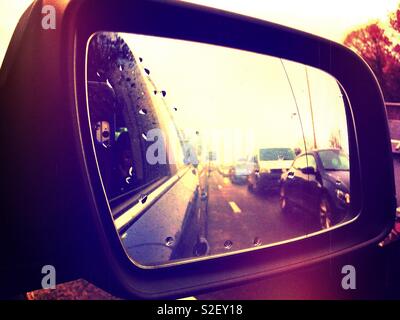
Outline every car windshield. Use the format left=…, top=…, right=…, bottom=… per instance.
left=259, top=148, right=295, bottom=161
left=318, top=150, right=349, bottom=171
left=235, top=162, right=249, bottom=169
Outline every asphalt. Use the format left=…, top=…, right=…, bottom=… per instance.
left=204, top=170, right=321, bottom=255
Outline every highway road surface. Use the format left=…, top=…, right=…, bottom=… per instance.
left=204, top=169, right=322, bottom=255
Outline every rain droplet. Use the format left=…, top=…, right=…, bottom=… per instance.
left=165, top=237, right=174, bottom=247
left=161, top=90, right=166, bottom=97
left=144, top=68, right=150, bottom=75
left=139, top=108, right=147, bottom=115
left=96, top=71, right=101, bottom=78
left=224, top=240, right=233, bottom=250
left=173, top=107, right=178, bottom=111
left=106, top=79, right=113, bottom=89
left=141, top=133, right=148, bottom=141
left=253, top=237, right=262, bottom=247
left=193, top=239, right=209, bottom=256
left=153, top=90, right=157, bottom=95
left=139, top=194, right=148, bottom=204
left=139, top=57, right=143, bottom=62
left=119, top=65, right=122, bottom=71
left=126, top=77, right=131, bottom=82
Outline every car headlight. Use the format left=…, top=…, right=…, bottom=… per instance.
left=336, top=189, right=350, bottom=204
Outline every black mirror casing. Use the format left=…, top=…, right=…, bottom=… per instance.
left=301, top=166, right=316, bottom=175
left=0, top=0, right=396, bottom=299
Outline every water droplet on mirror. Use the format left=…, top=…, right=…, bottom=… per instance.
left=153, top=90, right=157, bottom=95
left=173, top=107, right=178, bottom=111
left=253, top=237, right=262, bottom=246
left=141, top=133, right=147, bottom=141
left=96, top=71, right=101, bottom=78
left=139, top=194, right=148, bottom=204
left=139, top=108, right=147, bottom=115
left=139, top=57, right=143, bottom=62
left=119, top=65, right=122, bottom=71
left=193, top=238, right=209, bottom=256
left=144, top=68, right=150, bottom=75
left=161, top=90, right=166, bottom=97
left=106, top=79, right=113, bottom=89
left=224, top=240, right=233, bottom=250
left=165, top=237, right=174, bottom=247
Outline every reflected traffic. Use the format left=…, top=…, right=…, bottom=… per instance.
left=86, top=32, right=355, bottom=267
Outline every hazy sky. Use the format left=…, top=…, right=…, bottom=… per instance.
left=0, top=0, right=399, bottom=68
left=122, top=34, right=348, bottom=161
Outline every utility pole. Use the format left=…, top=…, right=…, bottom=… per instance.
left=305, top=66, right=317, bottom=149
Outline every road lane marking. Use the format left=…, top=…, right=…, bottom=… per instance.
left=228, top=201, right=241, bottom=214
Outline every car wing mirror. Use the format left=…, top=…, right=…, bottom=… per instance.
left=301, top=166, right=316, bottom=175
left=0, top=0, right=395, bottom=299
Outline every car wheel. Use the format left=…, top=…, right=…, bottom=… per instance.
left=280, top=185, right=291, bottom=214
left=319, top=195, right=334, bottom=229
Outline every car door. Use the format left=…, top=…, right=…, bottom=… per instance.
left=303, top=154, right=321, bottom=212
left=288, top=155, right=308, bottom=208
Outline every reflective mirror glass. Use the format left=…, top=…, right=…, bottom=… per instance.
left=86, top=32, right=354, bottom=267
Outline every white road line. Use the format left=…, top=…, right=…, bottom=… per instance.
left=228, top=201, right=241, bottom=214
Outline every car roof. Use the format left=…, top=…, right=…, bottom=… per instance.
left=297, top=148, right=342, bottom=157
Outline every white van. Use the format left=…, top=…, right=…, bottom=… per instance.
left=247, top=147, right=295, bottom=193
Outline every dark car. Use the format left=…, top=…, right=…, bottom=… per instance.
left=280, top=149, right=350, bottom=229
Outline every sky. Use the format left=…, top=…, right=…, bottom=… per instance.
left=0, top=0, right=399, bottom=68
left=122, top=33, right=348, bottom=162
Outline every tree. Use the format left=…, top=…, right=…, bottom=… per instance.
left=344, top=6, right=400, bottom=102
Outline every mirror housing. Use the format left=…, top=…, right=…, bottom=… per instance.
left=301, top=166, right=316, bottom=175
left=0, top=0, right=396, bottom=299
